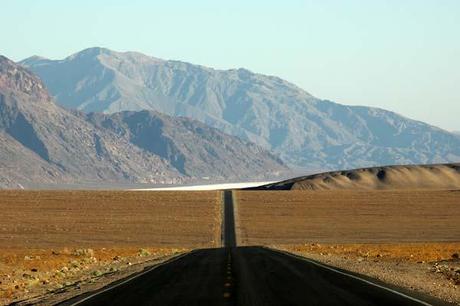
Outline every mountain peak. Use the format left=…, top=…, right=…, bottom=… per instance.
left=66, top=47, right=114, bottom=60
left=0, top=55, right=51, bottom=101
left=66, top=47, right=164, bottom=65
left=24, top=55, right=48, bottom=62
left=19, top=55, right=50, bottom=67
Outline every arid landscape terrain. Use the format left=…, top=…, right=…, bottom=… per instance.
left=0, top=187, right=459, bottom=304
left=257, top=163, right=460, bottom=190
left=235, top=190, right=460, bottom=304
left=0, top=191, right=221, bottom=248
left=276, top=243, right=460, bottom=304
left=2, top=2, right=460, bottom=305
left=235, top=189, right=460, bottom=244
left=0, top=190, right=221, bottom=304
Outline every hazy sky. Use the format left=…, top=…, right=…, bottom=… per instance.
left=1, top=0, right=459, bottom=131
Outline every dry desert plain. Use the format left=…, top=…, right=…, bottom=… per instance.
left=235, top=190, right=460, bottom=304
left=235, top=190, right=460, bottom=244
left=0, top=190, right=221, bottom=304
left=0, top=189, right=459, bottom=304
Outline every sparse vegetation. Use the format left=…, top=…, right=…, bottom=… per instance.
left=0, top=247, right=186, bottom=304
left=277, top=243, right=460, bottom=304
left=0, top=190, right=222, bottom=304
left=235, top=189, right=460, bottom=305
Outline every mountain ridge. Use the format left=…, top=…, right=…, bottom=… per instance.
left=21, top=47, right=460, bottom=170
left=0, top=55, right=287, bottom=188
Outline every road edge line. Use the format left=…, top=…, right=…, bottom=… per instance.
left=67, top=250, right=194, bottom=306
left=266, top=247, right=434, bottom=306
left=232, top=190, right=240, bottom=246
left=220, top=190, right=225, bottom=247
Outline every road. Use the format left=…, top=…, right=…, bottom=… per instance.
left=223, top=190, right=236, bottom=248
left=60, top=247, right=443, bottom=306
left=59, top=191, right=445, bottom=306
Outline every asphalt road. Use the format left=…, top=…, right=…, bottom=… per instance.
left=60, top=247, right=444, bottom=306
left=59, top=191, right=445, bottom=306
left=223, top=190, right=236, bottom=248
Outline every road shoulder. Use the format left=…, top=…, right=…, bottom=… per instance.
left=273, top=244, right=460, bottom=305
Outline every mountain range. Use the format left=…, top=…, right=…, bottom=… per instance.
left=21, top=47, right=460, bottom=170
left=0, top=55, right=286, bottom=188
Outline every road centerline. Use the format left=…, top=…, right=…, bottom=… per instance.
left=223, top=190, right=237, bottom=248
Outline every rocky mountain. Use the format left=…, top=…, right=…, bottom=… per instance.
left=0, top=55, right=287, bottom=188
left=86, top=111, right=285, bottom=179
left=21, top=47, right=460, bottom=170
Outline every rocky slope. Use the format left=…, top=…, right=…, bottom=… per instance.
left=21, top=47, right=460, bottom=170
left=86, top=111, right=285, bottom=179
left=254, top=163, right=460, bottom=190
left=0, top=55, right=286, bottom=188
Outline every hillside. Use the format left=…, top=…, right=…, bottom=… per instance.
left=0, top=55, right=287, bottom=188
left=87, top=110, right=286, bottom=179
left=21, top=47, right=460, bottom=170
left=254, top=163, right=460, bottom=190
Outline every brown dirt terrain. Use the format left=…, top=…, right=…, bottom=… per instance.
left=277, top=243, right=460, bottom=305
left=0, top=190, right=221, bottom=248
left=235, top=190, right=460, bottom=304
left=0, top=190, right=221, bottom=304
left=235, top=190, right=460, bottom=244
left=0, top=247, right=186, bottom=305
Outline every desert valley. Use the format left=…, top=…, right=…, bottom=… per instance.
left=1, top=5, right=460, bottom=304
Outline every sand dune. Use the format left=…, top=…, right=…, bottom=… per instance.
left=257, top=163, right=460, bottom=190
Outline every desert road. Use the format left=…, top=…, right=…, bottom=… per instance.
left=59, top=247, right=443, bottom=306
left=59, top=192, right=444, bottom=306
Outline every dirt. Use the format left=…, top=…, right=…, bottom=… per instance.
left=235, top=190, right=460, bottom=244
left=0, top=247, right=187, bottom=305
left=277, top=243, right=460, bottom=305
left=235, top=189, right=460, bottom=304
left=0, top=190, right=221, bottom=248
left=0, top=190, right=222, bottom=304
left=1, top=189, right=459, bottom=304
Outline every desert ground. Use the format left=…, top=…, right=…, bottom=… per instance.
left=0, top=190, right=221, bottom=304
left=235, top=190, right=460, bottom=304
left=235, top=190, right=460, bottom=244
left=276, top=243, right=460, bottom=305
left=0, top=190, right=221, bottom=248
left=1, top=188, right=459, bottom=304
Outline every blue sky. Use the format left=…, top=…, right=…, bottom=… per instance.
left=1, top=0, right=459, bottom=131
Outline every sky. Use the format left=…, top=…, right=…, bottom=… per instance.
left=1, top=0, right=459, bottom=131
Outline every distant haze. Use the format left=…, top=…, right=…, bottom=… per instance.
left=1, top=1, right=459, bottom=130
left=21, top=48, right=460, bottom=170
left=0, top=55, right=287, bottom=188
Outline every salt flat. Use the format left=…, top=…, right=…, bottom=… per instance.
left=133, top=181, right=276, bottom=191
